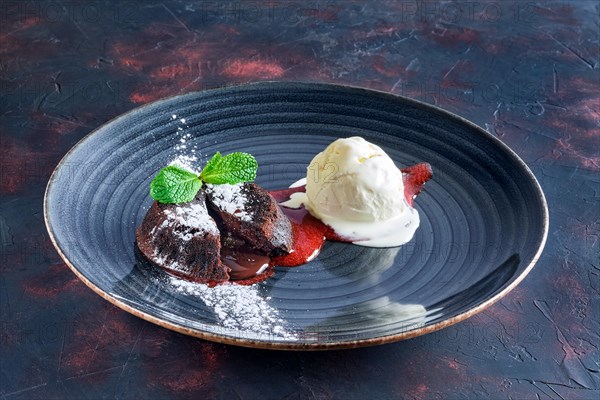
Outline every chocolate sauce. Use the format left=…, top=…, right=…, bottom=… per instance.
left=221, top=246, right=270, bottom=280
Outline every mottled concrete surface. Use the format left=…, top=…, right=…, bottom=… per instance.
left=1, top=1, right=598, bottom=399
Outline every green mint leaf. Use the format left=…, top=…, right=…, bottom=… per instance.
left=199, top=152, right=257, bottom=185
left=150, top=166, right=202, bottom=204
left=200, top=151, right=223, bottom=179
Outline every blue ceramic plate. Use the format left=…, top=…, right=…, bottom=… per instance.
left=44, top=82, right=548, bottom=350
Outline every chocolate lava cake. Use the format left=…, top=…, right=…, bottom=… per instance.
left=136, top=183, right=293, bottom=283
left=135, top=189, right=229, bottom=283
left=205, top=183, right=293, bottom=256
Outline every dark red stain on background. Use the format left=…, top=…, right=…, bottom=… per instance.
left=22, top=263, right=82, bottom=299
left=60, top=308, right=141, bottom=382
left=0, top=136, right=57, bottom=194
left=106, top=22, right=315, bottom=104
left=146, top=342, right=225, bottom=395
left=430, top=27, right=482, bottom=47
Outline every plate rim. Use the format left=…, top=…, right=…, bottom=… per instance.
left=44, top=81, right=549, bottom=350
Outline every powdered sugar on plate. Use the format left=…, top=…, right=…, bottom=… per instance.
left=167, top=276, right=297, bottom=340
left=171, top=114, right=194, bottom=152
left=168, top=113, right=201, bottom=170
left=168, top=154, right=200, bottom=175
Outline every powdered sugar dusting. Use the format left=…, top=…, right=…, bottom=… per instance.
left=169, top=113, right=199, bottom=161
left=169, top=154, right=200, bottom=175
left=152, top=248, right=178, bottom=269
left=206, top=183, right=252, bottom=221
left=168, top=276, right=297, bottom=340
left=162, top=202, right=219, bottom=241
left=171, top=114, right=194, bottom=152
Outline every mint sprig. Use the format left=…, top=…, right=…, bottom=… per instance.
left=149, top=152, right=258, bottom=204
left=200, top=152, right=258, bottom=184
left=150, top=166, right=202, bottom=204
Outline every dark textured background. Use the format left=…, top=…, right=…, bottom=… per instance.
left=1, top=1, right=598, bottom=399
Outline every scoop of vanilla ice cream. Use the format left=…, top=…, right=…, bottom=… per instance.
left=305, top=137, right=405, bottom=222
